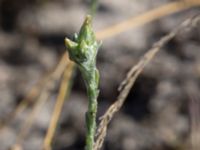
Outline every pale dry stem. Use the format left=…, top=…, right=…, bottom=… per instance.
left=96, top=1, right=200, bottom=40
left=43, top=60, right=75, bottom=150
left=11, top=54, right=69, bottom=149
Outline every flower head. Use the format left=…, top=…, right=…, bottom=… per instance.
left=65, top=15, right=100, bottom=65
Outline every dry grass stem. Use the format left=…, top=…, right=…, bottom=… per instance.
left=96, top=1, right=200, bottom=40
left=43, top=60, right=75, bottom=150
left=11, top=54, right=69, bottom=149
left=93, top=14, right=200, bottom=150
left=0, top=54, right=69, bottom=130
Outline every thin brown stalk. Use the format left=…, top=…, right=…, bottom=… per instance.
left=93, top=15, right=200, bottom=150
left=96, top=1, right=200, bottom=40
left=43, top=60, right=75, bottom=150
left=0, top=54, right=69, bottom=130
left=11, top=54, right=69, bottom=149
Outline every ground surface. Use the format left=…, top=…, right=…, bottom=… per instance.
left=0, top=0, right=200, bottom=150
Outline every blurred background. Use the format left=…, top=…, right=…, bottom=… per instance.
left=0, top=0, right=200, bottom=150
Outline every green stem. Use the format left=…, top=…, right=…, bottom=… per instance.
left=84, top=68, right=99, bottom=150
left=90, top=0, right=98, bottom=17
left=65, top=15, right=101, bottom=150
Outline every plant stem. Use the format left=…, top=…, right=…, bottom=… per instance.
left=90, top=0, right=98, bottom=17
left=84, top=68, right=99, bottom=150
left=65, top=15, right=101, bottom=150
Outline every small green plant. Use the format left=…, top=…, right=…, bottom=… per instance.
left=65, top=15, right=101, bottom=150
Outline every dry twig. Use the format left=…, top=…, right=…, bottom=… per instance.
left=43, top=60, right=75, bottom=150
